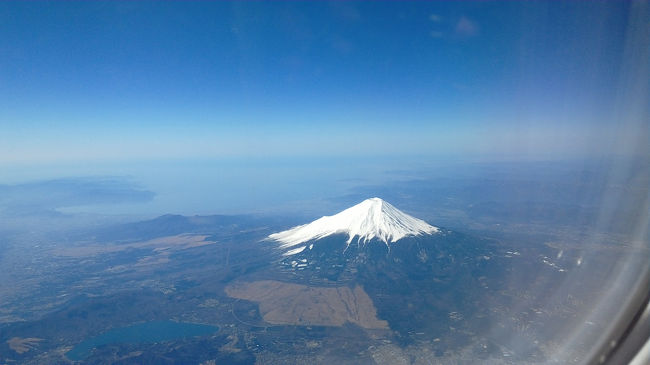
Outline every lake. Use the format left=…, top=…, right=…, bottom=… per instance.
left=66, top=320, right=219, bottom=361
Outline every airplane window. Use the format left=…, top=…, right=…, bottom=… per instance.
left=0, top=2, right=647, bottom=364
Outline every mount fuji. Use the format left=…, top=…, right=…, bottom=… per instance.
left=261, top=198, right=503, bottom=340
left=268, top=198, right=440, bottom=256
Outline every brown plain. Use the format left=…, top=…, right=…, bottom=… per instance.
left=7, top=337, right=43, bottom=354
left=225, top=280, right=389, bottom=329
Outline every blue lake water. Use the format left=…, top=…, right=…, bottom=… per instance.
left=66, top=320, right=219, bottom=361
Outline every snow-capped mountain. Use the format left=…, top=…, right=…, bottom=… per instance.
left=264, top=198, right=501, bottom=339
left=268, top=197, right=439, bottom=256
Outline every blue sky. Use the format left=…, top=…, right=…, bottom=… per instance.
left=1, top=1, right=640, bottom=166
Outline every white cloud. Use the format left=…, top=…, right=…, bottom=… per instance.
left=455, top=16, right=479, bottom=37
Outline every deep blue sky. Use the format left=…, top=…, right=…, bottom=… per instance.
left=1, top=1, right=642, bottom=165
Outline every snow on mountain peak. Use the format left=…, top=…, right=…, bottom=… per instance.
left=268, top=198, right=439, bottom=255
